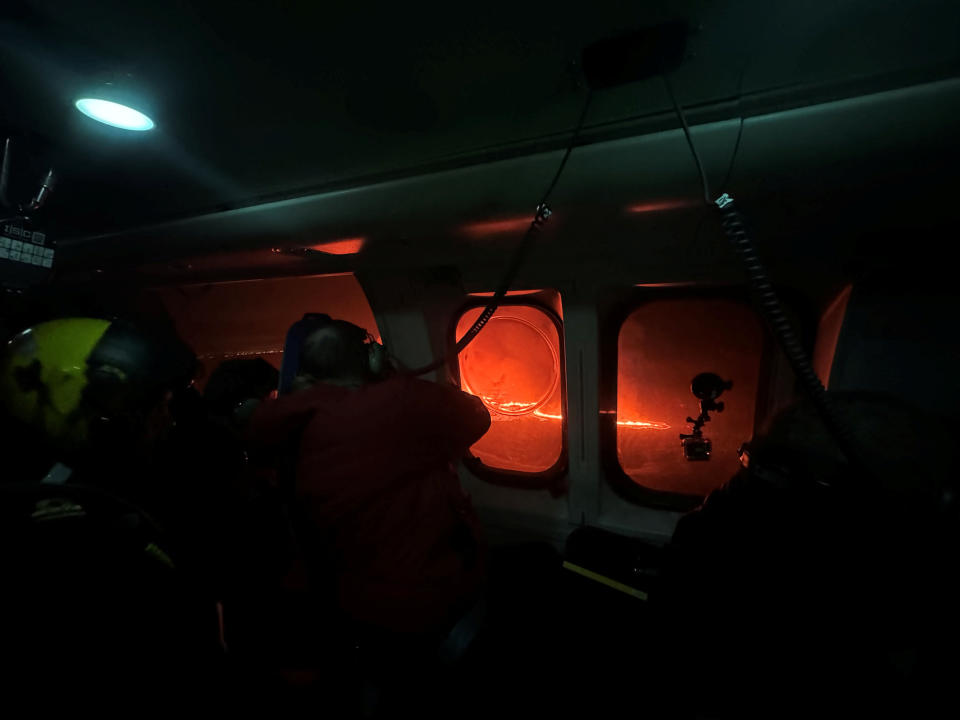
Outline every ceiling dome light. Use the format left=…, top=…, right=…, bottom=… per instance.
left=75, top=98, right=155, bottom=131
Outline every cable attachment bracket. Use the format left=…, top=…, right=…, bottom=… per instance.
left=714, top=193, right=735, bottom=210
left=532, top=203, right=553, bottom=229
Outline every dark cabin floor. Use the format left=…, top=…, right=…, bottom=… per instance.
left=247, top=538, right=665, bottom=718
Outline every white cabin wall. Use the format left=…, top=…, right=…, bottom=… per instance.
left=101, top=76, right=960, bottom=550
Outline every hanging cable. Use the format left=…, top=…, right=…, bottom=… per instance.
left=689, top=65, right=746, bottom=252
left=714, top=193, right=861, bottom=471
left=664, top=74, right=861, bottom=472
left=720, top=57, right=749, bottom=193
left=410, top=90, right=594, bottom=376
left=721, top=116, right=744, bottom=193
left=662, top=74, right=711, bottom=206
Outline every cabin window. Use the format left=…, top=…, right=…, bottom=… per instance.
left=456, top=304, right=564, bottom=475
left=616, top=298, right=765, bottom=497
left=143, top=273, right=380, bottom=387
left=812, top=284, right=852, bottom=389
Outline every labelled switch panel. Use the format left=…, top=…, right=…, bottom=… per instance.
left=1, top=221, right=56, bottom=290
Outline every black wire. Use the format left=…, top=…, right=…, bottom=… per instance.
left=410, top=90, right=594, bottom=376
left=536, top=89, right=595, bottom=208
left=720, top=58, right=748, bottom=193
left=720, top=115, right=744, bottom=192
left=691, top=84, right=745, bottom=252
left=662, top=74, right=711, bottom=206
left=716, top=200, right=862, bottom=473
left=663, top=69, right=861, bottom=474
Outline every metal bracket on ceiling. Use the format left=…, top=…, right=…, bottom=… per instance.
left=0, top=138, right=56, bottom=219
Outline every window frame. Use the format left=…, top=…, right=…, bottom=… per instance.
left=450, top=296, right=569, bottom=490
left=600, top=287, right=779, bottom=511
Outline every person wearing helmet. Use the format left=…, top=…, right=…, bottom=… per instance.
left=0, top=317, right=228, bottom=701
left=1, top=317, right=197, bottom=471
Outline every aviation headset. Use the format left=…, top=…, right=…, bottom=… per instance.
left=278, top=313, right=387, bottom=394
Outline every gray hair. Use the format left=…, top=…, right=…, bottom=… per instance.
left=299, top=320, right=370, bottom=381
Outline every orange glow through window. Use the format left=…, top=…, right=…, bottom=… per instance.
left=146, top=274, right=379, bottom=388
left=813, top=284, right=852, bottom=389
left=455, top=302, right=684, bottom=474
left=457, top=306, right=563, bottom=473
left=617, top=298, right=764, bottom=496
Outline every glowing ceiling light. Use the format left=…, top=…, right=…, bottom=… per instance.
left=626, top=199, right=693, bottom=214
left=75, top=98, right=155, bottom=131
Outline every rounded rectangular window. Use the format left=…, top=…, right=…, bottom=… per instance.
left=617, top=298, right=765, bottom=497
left=456, top=305, right=564, bottom=475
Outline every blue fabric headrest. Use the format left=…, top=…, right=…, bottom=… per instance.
left=278, top=313, right=333, bottom=395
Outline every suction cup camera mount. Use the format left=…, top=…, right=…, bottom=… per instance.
left=680, top=372, right=733, bottom=461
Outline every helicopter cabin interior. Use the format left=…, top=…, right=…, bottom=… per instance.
left=1, top=0, right=959, bottom=713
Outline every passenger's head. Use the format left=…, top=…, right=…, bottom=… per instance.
left=204, top=357, right=278, bottom=426
left=298, top=319, right=377, bottom=387
left=0, top=317, right=196, bottom=472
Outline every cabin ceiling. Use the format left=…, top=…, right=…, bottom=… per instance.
left=2, top=0, right=958, bottom=250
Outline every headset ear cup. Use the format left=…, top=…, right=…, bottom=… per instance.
left=368, top=342, right=386, bottom=378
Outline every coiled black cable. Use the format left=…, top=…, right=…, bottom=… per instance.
left=715, top=194, right=861, bottom=470
left=664, top=71, right=861, bottom=471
